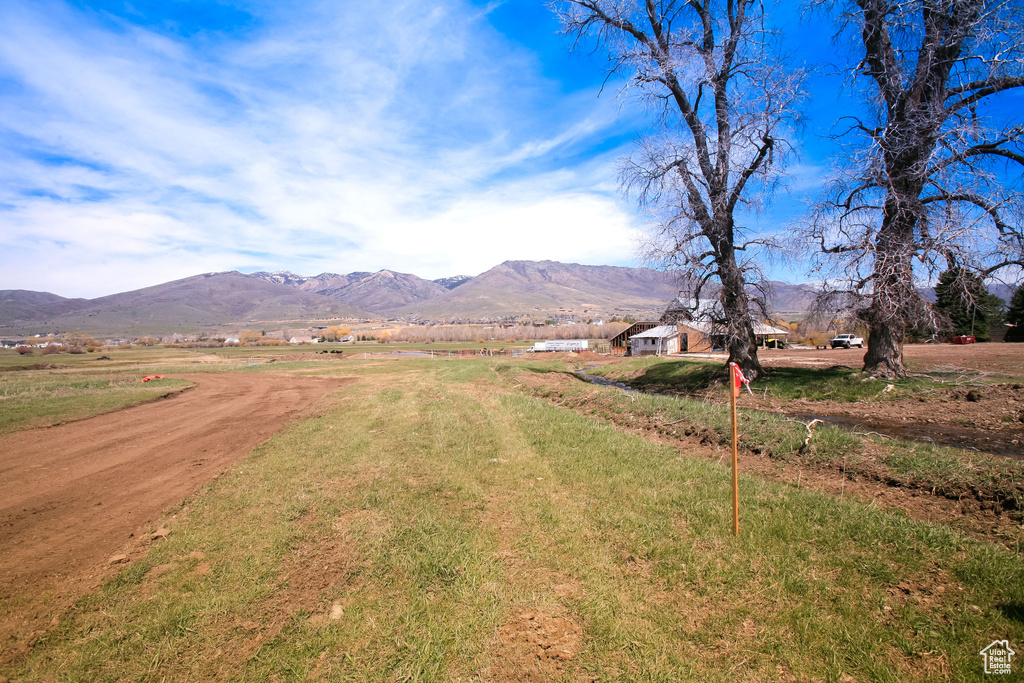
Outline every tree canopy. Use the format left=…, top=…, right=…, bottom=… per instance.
left=802, top=0, right=1024, bottom=375
left=555, top=0, right=804, bottom=379
left=933, top=268, right=1004, bottom=340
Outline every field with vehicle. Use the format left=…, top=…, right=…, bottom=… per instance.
left=1, top=344, right=1022, bottom=681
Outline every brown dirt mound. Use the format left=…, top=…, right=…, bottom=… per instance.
left=483, top=610, right=584, bottom=682
left=0, top=363, right=68, bottom=372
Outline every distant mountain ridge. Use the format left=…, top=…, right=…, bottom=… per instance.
left=0, top=272, right=371, bottom=336
left=248, top=269, right=449, bottom=314
left=0, top=290, right=93, bottom=322
left=251, top=261, right=823, bottom=320
left=2, top=260, right=835, bottom=336
left=433, top=275, right=472, bottom=290
left=398, top=260, right=683, bottom=318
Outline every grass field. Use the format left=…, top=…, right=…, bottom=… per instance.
left=507, top=358, right=1024, bottom=517
left=585, top=356, right=945, bottom=402
left=0, top=341, right=525, bottom=434
left=0, top=372, right=192, bottom=435
left=6, top=353, right=1023, bottom=681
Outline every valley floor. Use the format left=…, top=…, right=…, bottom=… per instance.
left=1, top=351, right=1022, bottom=681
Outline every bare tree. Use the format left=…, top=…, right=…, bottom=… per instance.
left=804, top=0, right=1024, bottom=377
left=554, top=0, right=804, bottom=380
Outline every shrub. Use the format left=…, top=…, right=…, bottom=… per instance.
left=40, top=345, right=62, bottom=356
left=15, top=345, right=33, bottom=355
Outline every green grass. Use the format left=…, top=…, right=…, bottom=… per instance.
left=508, top=359, right=1024, bottom=521
left=0, top=373, right=192, bottom=434
left=753, top=366, right=938, bottom=401
left=11, top=357, right=1024, bottom=681
left=588, top=356, right=939, bottom=402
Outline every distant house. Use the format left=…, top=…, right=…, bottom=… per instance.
left=610, top=322, right=661, bottom=355
left=339, top=335, right=356, bottom=343
left=673, top=320, right=790, bottom=350
left=224, top=337, right=240, bottom=344
left=530, top=339, right=590, bottom=353
left=288, top=336, right=316, bottom=344
left=612, top=317, right=790, bottom=356
left=629, top=325, right=682, bottom=356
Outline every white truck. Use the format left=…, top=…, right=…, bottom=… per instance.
left=830, top=333, right=864, bottom=349
left=541, top=339, right=589, bottom=352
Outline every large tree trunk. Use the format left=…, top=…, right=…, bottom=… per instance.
left=862, top=190, right=919, bottom=378
left=862, top=307, right=906, bottom=377
left=717, top=236, right=764, bottom=381
left=725, top=315, right=764, bottom=381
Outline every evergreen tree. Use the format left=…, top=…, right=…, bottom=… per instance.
left=933, top=269, right=1004, bottom=342
left=1008, top=285, right=1024, bottom=327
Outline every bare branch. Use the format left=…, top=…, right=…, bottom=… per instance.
left=798, top=0, right=1024, bottom=377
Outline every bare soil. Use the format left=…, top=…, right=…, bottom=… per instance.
left=484, top=611, right=584, bottom=683
left=0, top=371, right=350, bottom=665
left=748, top=346, right=1024, bottom=458
left=761, top=343, right=1024, bottom=377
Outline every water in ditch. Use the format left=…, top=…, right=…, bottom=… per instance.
left=573, top=369, right=1022, bottom=459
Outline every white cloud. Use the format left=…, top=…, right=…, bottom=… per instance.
left=0, top=0, right=645, bottom=298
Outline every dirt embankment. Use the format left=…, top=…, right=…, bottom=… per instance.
left=513, top=354, right=1024, bottom=550
left=749, top=383, right=1024, bottom=457
left=0, top=371, right=351, bottom=666
left=594, top=346, right=1024, bottom=457
left=760, top=343, right=1024, bottom=377
left=520, top=342, right=1024, bottom=548
left=726, top=347, right=1024, bottom=457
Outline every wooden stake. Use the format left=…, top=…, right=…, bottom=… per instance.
left=730, top=363, right=740, bottom=535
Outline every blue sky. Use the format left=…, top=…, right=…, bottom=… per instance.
left=0, top=0, right=844, bottom=298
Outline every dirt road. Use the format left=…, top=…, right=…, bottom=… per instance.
left=0, top=371, right=350, bottom=664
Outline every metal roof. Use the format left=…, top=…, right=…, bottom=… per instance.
left=629, top=325, right=680, bottom=339
left=674, top=321, right=789, bottom=335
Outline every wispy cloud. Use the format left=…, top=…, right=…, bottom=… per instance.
left=0, top=0, right=644, bottom=297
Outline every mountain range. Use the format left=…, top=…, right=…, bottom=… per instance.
left=257, top=261, right=821, bottom=320
left=1, top=260, right=822, bottom=336
left=0, top=272, right=370, bottom=336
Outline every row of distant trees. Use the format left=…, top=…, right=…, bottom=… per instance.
left=556, top=0, right=1024, bottom=378
left=378, top=323, right=629, bottom=344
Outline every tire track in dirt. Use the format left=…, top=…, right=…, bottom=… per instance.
left=0, top=371, right=351, bottom=665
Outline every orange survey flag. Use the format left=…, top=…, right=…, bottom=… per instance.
left=730, top=364, right=751, bottom=397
